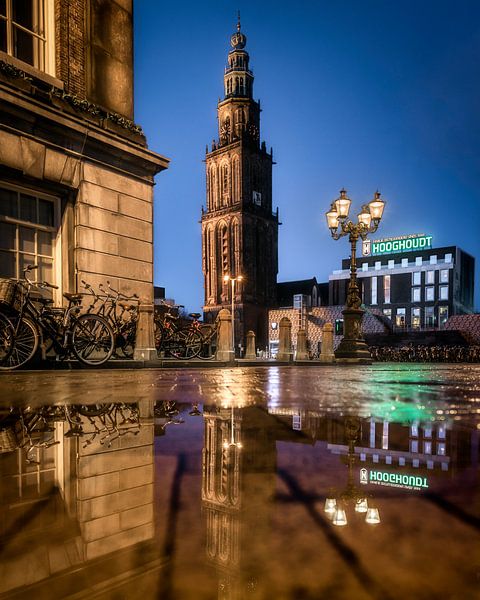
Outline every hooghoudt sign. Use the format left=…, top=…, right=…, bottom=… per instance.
left=362, top=233, right=433, bottom=257
left=360, top=468, right=428, bottom=491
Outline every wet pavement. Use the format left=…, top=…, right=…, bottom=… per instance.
left=0, top=364, right=479, bottom=599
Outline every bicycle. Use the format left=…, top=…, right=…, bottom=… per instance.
left=0, top=266, right=115, bottom=369
left=189, top=313, right=219, bottom=360
left=154, top=302, right=202, bottom=359
left=81, top=279, right=139, bottom=358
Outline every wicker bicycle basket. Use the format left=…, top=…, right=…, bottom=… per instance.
left=0, top=427, right=17, bottom=453
left=0, top=278, right=23, bottom=313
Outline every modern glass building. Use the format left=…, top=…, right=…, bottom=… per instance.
left=329, top=234, right=475, bottom=330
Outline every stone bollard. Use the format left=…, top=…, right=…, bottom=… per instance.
left=320, top=322, right=335, bottom=363
left=245, top=330, right=256, bottom=360
left=277, top=317, right=293, bottom=362
left=216, top=308, right=234, bottom=362
left=295, top=328, right=309, bottom=360
left=133, top=302, right=157, bottom=361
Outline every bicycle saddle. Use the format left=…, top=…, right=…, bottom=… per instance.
left=189, top=313, right=201, bottom=319
left=63, top=292, right=83, bottom=302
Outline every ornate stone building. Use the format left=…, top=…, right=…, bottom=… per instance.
left=201, top=18, right=278, bottom=349
left=0, top=0, right=168, bottom=304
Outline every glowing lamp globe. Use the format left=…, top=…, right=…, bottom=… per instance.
left=334, top=189, right=352, bottom=219
left=332, top=507, right=348, bottom=526
left=369, top=192, right=385, bottom=221
left=365, top=507, right=381, bottom=524
left=358, top=206, right=372, bottom=228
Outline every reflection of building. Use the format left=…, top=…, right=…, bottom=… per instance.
left=0, top=400, right=155, bottom=596
left=0, top=2, right=168, bottom=301
left=201, top=19, right=279, bottom=348
left=202, top=405, right=277, bottom=600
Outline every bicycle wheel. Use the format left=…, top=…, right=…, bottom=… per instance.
left=71, top=314, right=114, bottom=366
left=169, top=328, right=202, bottom=359
left=0, top=317, right=39, bottom=370
left=198, top=324, right=217, bottom=360
left=118, top=322, right=136, bottom=359
left=0, top=312, right=14, bottom=365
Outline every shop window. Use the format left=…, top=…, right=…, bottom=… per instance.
left=383, top=275, right=390, bottom=304
left=440, top=269, right=449, bottom=283
left=396, top=308, right=406, bottom=328
left=439, top=306, right=449, bottom=327
left=0, top=183, right=57, bottom=284
left=0, top=0, right=55, bottom=75
left=425, top=286, right=434, bottom=301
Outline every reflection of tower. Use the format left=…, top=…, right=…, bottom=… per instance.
left=202, top=404, right=276, bottom=600
left=201, top=16, right=279, bottom=349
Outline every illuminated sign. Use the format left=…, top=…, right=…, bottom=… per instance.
left=360, top=468, right=428, bottom=491
left=362, top=233, right=433, bottom=257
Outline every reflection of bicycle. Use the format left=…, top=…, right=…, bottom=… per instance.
left=154, top=303, right=202, bottom=359
left=0, top=266, right=115, bottom=369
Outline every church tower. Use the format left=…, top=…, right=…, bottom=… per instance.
left=201, top=17, right=279, bottom=350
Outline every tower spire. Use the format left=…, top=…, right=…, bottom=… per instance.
left=237, top=10, right=241, bottom=31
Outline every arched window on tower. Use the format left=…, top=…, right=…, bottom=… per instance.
left=239, top=77, right=244, bottom=95
left=235, top=77, right=239, bottom=93
left=221, top=162, right=229, bottom=204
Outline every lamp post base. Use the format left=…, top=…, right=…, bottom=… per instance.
left=335, top=308, right=372, bottom=364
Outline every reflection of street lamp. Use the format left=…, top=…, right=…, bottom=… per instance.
left=324, top=417, right=380, bottom=527
left=223, top=274, right=243, bottom=357
left=325, top=189, right=386, bottom=363
left=222, top=405, right=243, bottom=450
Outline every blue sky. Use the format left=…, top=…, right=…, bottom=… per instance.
left=134, top=1, right=480, bottom=312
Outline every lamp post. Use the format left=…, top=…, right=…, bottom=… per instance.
left=223, top=274, right=243, bottom=358
left=325, top=189, right=386, bottom=363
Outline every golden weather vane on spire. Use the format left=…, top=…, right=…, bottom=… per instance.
left=237, top=10, right=241, bottom=31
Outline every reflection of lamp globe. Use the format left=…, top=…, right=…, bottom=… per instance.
left=324, top=498, right=336, bottom=514
left=355, top=498, right=368, bottom=513
left=332, top=508, right=348, bottom=526
left=365, top=507, right=380, bottom=524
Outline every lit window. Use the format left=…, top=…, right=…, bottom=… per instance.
left=444, top=253, right=452, bottom=263
left=411, top=424, right=418, bottom=437
left=438, top=425, right=446, bottom=439
left=383, top=275, right=390, bottom=304
left=0, top=0, right=54, bottom=75
left=423, top=427, right=432, bottom=438
left=0, top=183, right=57, bottom=284
left=439, top=306, right=449, bottom=327
left=437, top=442, right=446, bottom=456
left=362, top=262, right=368, bottom=271
left=375, top=261, right=381, bottom=271
left=426, top=270, right=435, bottom=284
left=439, top=285, right=449, bottom=300
left=430, top=255, right=437, bottom=265
left=396, top=308, right=406, bottom=328
left=440, top=269, right=449, bottom=283
left=412, top=287, right=421, bottom=302
left=412, top=271, right=421, bottom=286
left=371, top=276, right=377, bottom=305
left=401, top=258, right=408, bottom=267
left=425, top=286, right=434, bottom=301
left=388, top=259, right=394, bottom=269
left=423, top=441, right=432, bottom=454
left=383, top=308, right=392, bottom=319
left=412, top=307, right=421, bottom=328
left=415, top=256, right=422, bottom=266
left=410, top=440, right=419, bottom=453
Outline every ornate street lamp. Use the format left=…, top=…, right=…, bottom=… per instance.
left=224, top=274, right=243, bottom=357
left=326, top=189, right=386, bottom=363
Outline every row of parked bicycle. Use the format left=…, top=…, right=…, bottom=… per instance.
left=0, top=266, right=219, bottom=370
left=369, top=345, right=480, bottom=363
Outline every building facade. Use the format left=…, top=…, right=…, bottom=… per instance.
left=201, top=18, right=278, bottom=349
left=0, top=0, right=168, bottom=304
left=329, top=234, right=475, bottom=330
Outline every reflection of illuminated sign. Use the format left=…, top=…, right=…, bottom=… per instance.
left=362, top=233, right=433, bottom=257
left=360, top=468, right=428, bottom=490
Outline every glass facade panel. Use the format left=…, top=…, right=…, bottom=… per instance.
left=384, top=275, right=390, bottom=304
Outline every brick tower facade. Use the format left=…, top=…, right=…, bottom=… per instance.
left=201, top=18, right=278, bottom=351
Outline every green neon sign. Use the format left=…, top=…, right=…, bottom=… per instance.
left=363, top=234, right=433, bottom=257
